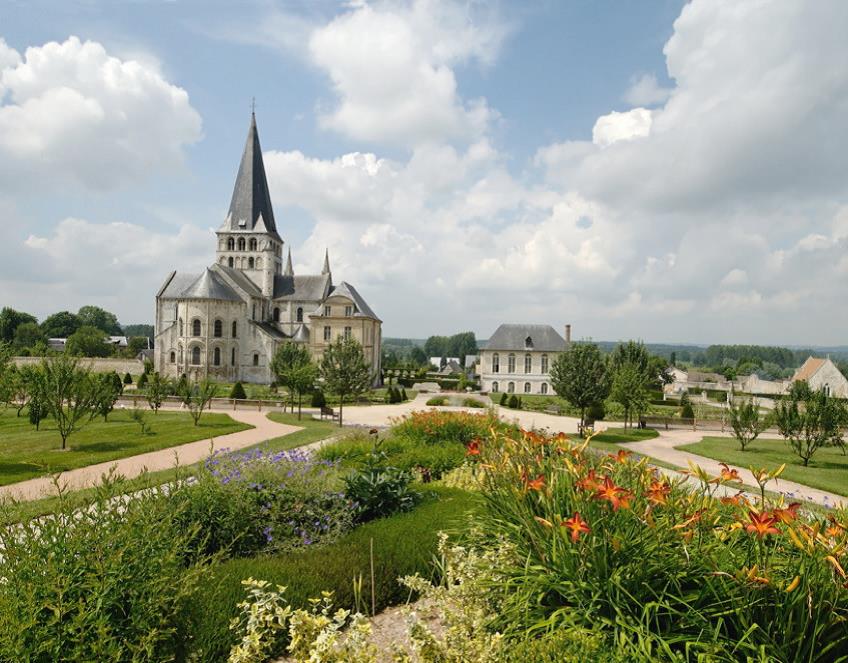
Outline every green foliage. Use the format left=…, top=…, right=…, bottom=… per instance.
left=507, top=394, right=519, bottom=409
left=423, top=332, right=478, bottom=362
left=610, top=361, right=649, bottom=429
left=40, top=310, right=82, bottom=339
left=0, top=476, right=214, bottom=662
left=320, top=336, right=372, bottom=425
left=343, top=444, right=421, bottom=522
left=77, top=304, right=122, bottom=335
left=123, top=371, right=133, bottom=384
left=549, top=342, right=609, bottom=431
left=728, top=396, right=770, bottom=451
left=0, top=306, right=37, bottom=344
left=499, top=392, right=507, bottom=406
left=775, top=382, right=847, bottom=466
left=66, top=325, right=112, bottom=358
left=271, top=341, right=318, bottom=418
left=129, top=407, right=150, bottom=434
left=427, top=396, right=448, bottom=406
left=12, top=321, right=45, bottom=351
left=136, top=371, right=148, bottom=388
left=123, top=323, right=155, bottom=339
left=177, top=378, right=217, bottom=426
left=40, top=355, right=98, bottom=449
left=585, top=400, right=606, bottom=423
left=310, top=389, right=326, bottom=408
left=230, top=381, right=247, bottom=399
left=145, top=371, right=170, bottom=413
left=401, top=387, right=408, bottom=401
left=92, top=371, right=124, bottom=422
left=185, top=487, right=480, bottom=660
left=680, top=391, right=695, bottom=419
left=463, top=397, right=484, bottom=408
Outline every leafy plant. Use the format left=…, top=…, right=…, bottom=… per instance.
left=146, top=371, right=170, bottom=413
left=344, top=442, right=421, bottom=522
left=320, top=336, right=372, bottom=426
left=727, top=395, right=770, bottom=450
left=549, top=342, right=609, bottom=433
left=177, top=378, right=217, bottom=426
left=230, top=381, right=247, bottom=400
left=129, top=407, right=150, bottom=434
left=775, top=381, right=846, bottom=465
left=40, top=355, right=98, bottom=449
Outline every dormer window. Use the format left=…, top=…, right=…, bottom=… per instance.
left=345, top=305, right=353, bottom=316
left=525, top=336, right=533, bottom=349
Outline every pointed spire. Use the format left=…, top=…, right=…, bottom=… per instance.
left=225, top=111, right=278, bottom=236
left=322, top=248, right=331, bottom=276
left=284, top=247, right=293, bottom=276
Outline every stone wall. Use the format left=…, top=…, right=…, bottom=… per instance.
left=12, top=356, right=145, bottom=374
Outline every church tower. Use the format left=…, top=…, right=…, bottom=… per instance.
left=216, top=112, right=282, bottom=297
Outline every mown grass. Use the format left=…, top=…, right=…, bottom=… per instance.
left=186, top=485, right=481, bottom=661
left=0, top=408, right=250, bottom=486
left=679, top=436, right=848, bottom=497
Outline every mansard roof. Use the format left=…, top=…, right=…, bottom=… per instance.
left=485, top=324, right=566, bottom=352
left=221, top=113, right=280, bottom=239
left=327, top=281, right=380, bottom=321
left=161, top=268, right=242, bottom=301
left=273, top=273, right=332, bottom=302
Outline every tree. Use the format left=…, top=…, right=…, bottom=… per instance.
left=680, top=392, right=695, bottom=419
left=549, top=342, right=610, bottom=433
left=65, top=326, right=111, bottom=358
left=126, top=336, right=149, bottom=357
left=230, top=381, right=247, bottom=399
left=271, top=342, right=318, bottom=419
left=727, top=396, right=770, bottom=451
left=41, top=355, right=98, bottom=449
left=774, top=382, right=846, bottom=466
left=13, top=322, right=45, bottom=352
left=409, top=347, right=428, bottom=367
left=320, top=336, right=371, bottom=427
left=92, top=372, right=124, bottom=422
left=124, top=372, right=133, bottom=385
left=77, top=305, right=122, bottom=335
left=146, top=372, right=170, bottom=413
left=27, top=368, right=47, bottom=430
left=137, top=372, right=148, bottom=389
left=177, top=378, right=217, bottom=426
left=40, top=311, right=82, bottom=339
left=610, top=362, right=649, bottom=430
left=0, top=307, right=37, bottom=344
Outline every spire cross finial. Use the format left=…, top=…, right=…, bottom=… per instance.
left=251, top=97, right=256, bottom=115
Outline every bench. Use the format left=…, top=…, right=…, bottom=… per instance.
left=543, top=405, right=561, bottom=415
left=320, top=405, right=339, bottom=421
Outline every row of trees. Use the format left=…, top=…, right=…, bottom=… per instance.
left=549, top=340, right=671, bottom=432
left=0, top=305, right=150, bottom=358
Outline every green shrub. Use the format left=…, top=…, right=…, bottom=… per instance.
left=508, top=394, right=519, bottom=409
left=0, top=476, right=213, bottom=662
left=137, top=371, right=148, bottom=389
left=230, top=381, right=247, bottom=400
left=499, top=392, right=508, bottom=405
left=185, top=487, right=480, bottom=661
left=401, top=388, right=408, bottom=401
left=426, top=396, right=448, bottom=406
left=343, top=447, right=421, bottom=522
left=586, top=401, right=606, bottom=423
left=310, top=390, right=326, bottom=408
left=123, top=371, right=133, bottom=385
left=463, top=397, right=485, bottom=408
left=392, top=410, right=509, bottom=448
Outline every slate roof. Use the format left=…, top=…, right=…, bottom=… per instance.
left=327, top=281, right=380, bottom=320
left=273, top=273, right=331, bottom=302
left=221, top=113, right=280, bottom=239
left=292, top=324, right=310, bottom=342
left=215, top=264, right=262, bottom=297
left=159, top=272, right=199, bottom=299
left=485, top=324, right=566, bottom=352
left=181, top=269, right=242, bottom=301
left=792, top=357, right=827, bottom=383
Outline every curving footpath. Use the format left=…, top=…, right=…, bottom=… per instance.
left=0, top=410, right=300, bottom=502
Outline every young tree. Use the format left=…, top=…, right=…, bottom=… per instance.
left=774, top=382, right=846, bottom=466
left=610, top=362, right=649, bottom=431
left=27, top=370, right=47, bottom=431
left=12, top=322, right=45, bottom=352
left=727, top=396, right=770, bottom=451
left=65, top=326, right=111, bottom=358
left=177, top=378, right=217, bottom=426
left=92, top=372, right=124, bottom=422
left=41, top=355, right=98, bottom=450
left=146, top=372, right=170, bottom=413
left=271, top=342, right=317, bottom=416
left=320, top=336, right=371, bottom=427
left=549, top=342, right=610, bottom=433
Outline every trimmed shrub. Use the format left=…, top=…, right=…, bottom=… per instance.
left=401, top=388, right=408, bottom=401
left=136, top=371, right=148, bottom=389
left=230, top=381, right=247, bottom=400
left=310, top=390, right=326, bottom=408
left=508, top=394, right=519, bottom=409
left=586, top=401, right=606, bottom=423
left=463, top=397, right=485, bottom=408
left=123, top=372, right=133, bottom=385
left=499, top=392, right=508, bottom=406
left=426, top=396, right=448, bottom=406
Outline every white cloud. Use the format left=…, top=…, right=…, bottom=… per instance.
left=623, top=73, right=673, bottom=107
left=0, top=36, right=202, bottom=191
left=308, top=0, right=506, bottom=147
left=591, top=108, right=652, bottom=147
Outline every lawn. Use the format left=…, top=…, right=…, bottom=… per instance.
left=678, top=436, right=848, bottom=497
left=263, top=411, right=341, bottom=451
left=578, top=427, right=659, bottom=454
left=0, top=408, right=250, bottom=486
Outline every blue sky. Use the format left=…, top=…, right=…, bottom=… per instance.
left=1, top=0, right=847, bottom=345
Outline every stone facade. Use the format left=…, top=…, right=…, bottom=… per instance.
left=792, top=357, right=848, bottom=398
left=479, top=323, right=569, bottom=395
left=153, top=114, right=381, bottom=384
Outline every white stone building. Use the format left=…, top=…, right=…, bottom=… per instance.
left=791, top=357, right=848, bottom=397
left=153, top=114, right=382, bottom=384
left=479, top=324, right=570, bottom=395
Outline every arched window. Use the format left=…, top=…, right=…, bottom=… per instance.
left=248, top=257, right=255, bottom=269
left=232, top=321, right=237, bottom=338
left=178, top=318, right=183, bottom=336
left=231, top=347, right=236, bottom=366
left=227, top=237, right=234, bottom=250
left=253, top=353, right=259, bottom=367
left=507, top=353, right=516, bottom=373
left=178, top=345, right=183, bottom=364
left=169, top=351, right=175, bottom=363
left=492, top=353, right=499, bottom=373
left=492, top=381, right=499, bottom=393
left=524, top=382, right=531, bottom=394
left=191, top=346, right=201, bottom=365
left=214, top=319, right=223, bottom=337
left=273, top=307, right=280, bottom=322
left=249, top=238, right=257, bottom=251
left=507, top=382, right=515, bottom=393
left=541, top=383, right=548, bottom=395
left=237, top=237, right=246, bottom=251
left=541, top=354, right=548, bottom=373
left=228, top=257, right=234, bottom=268
left=213, top=347, right=221, bottom=366
left=296, top=307, right=303, bottom=322
left=192, top=319, right=201, bottom=336
left=524, top=354, right=532, bottom=374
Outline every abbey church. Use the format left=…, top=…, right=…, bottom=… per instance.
left=153, top=114, right=382, bottom=384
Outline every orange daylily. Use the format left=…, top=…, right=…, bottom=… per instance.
left=594, top=476, right=633, bottom=511
left=561, top=512, right=591, bottom=543
left=745, top=510, right=780, bottom=538
left=673, top=509, right=706, bottom=530
left=712, top=463, right=742, bottom=484
left=523, top=472, right=546, bottom=492
left=646, top=480, right=671, bottom=505
left=465, top=439, right=481, bottom=457
left=770, top=502, right=801, bottom=525
left=720, top=492, right=749, bottom=507
left=575, top=469, right=600, bottom=492
left=610, top=449, right=632, bottom=464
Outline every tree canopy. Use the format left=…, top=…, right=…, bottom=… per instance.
left=549, top=342, right=609, bottom=433
left=40, top=311, right=82, bottom=339
left=320, top=336, right=372, bottom=426
left=77, top=306, right=122, bottom=335
left=65, top=326, right=111, bottom=358
left=0, top=307, right=37, bottom=344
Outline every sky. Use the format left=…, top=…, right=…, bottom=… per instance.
left=1, top=0, right=847, bottom=345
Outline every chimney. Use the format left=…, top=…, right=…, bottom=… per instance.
left=565, top=324, right=572, bottom=344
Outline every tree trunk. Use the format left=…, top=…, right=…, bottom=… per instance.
left=339, top=397, right=344, bottom=427
left=298, top=392, right=302, bottom=420
left=579, top=406, right=585, bottom=436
